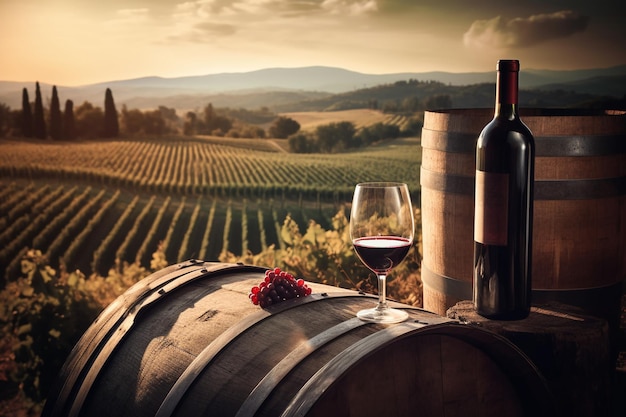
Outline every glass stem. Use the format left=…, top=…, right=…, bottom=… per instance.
left=376, top=274, right=388, bottom=311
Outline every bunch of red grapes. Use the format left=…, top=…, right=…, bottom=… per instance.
left=249, top=268, right=312, bottom=308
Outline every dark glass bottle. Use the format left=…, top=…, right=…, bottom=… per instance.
left=473, top=59, right=535, bottom=320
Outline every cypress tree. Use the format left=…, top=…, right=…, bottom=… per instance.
left=33, top=81, right=47, bottom=139
left=21, top=88, right=33, bottom=137
left=103, top=88, right=119, bottom=137
left=63, top=99, right=76, bottom=140
left=49, top=86, right=63, bottom=140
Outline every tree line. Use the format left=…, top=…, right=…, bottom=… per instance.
left=0, top=84, right=306, bottom=140
left=0, top=83, right=427, bottom=146
left=288, top=120, right=416, bottom=153
left=11, top=82, right=120, bottom=140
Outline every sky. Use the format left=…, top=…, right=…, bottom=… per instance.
left=1, top=0, right=625, bottom=86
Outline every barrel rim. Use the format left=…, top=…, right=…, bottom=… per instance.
left=154, top=291, right=424, bottom=417
left=43, top=261, right=268, bottom=417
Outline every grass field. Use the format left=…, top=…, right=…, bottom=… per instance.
left=281, top=109, right=399, bottom=131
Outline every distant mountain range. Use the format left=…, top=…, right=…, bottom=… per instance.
left=1, top=65, right=625, bottom=111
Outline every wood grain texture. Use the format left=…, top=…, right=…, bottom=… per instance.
left=420, top=108, right=626, bottom=327
left=448, top=300, right=613, bottom=417
left=44, top=261, right=555, bottom=417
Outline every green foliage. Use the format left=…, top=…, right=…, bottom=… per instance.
left=219, top=106, right=275, bottom=125
left=288, top=132, right=316, bottom=153
left=142, top=109, right=167, bottom=135
left=201, top=103, right=232, bottom=135
left=221, top=207, right=423, bottom=305
left=227, top=122, right=266, bottom=139
left=424, top=94, right=453, bottom=110
left=117, top=105, right=179, bottom=137
left=0, top=103, right=10, bottom=138
left=103, top=88, right=119, bottom=138
left=288, top=120, right=405, bottom=153
left=183, top=111, right=197, bottom=136
left=62, top=100, right=76, bottom=140
left=21, top=88, right=33, bottom=138
left=269, top=116, right=300, bottom=139
left=357, top=122, right=401, bottom=145
left=183, top=104, right=274, bottom=138
left=74, top=101, right=104, bottom=139
left=121, top=105, right=144, bottom=135
left=33, top=82, right=46, bottom=140
left=400, top=115, right=423, bottom=137
left=316, top=121, right=356, bottom=153
left=0, top=248, right=161, bottom=414
left=49, top=86, right=62, bottom=141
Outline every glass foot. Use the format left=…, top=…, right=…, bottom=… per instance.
left=357, top=306, right=408, bottom=323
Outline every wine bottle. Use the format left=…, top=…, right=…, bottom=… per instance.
left=473, top=59, right=535, bottom=320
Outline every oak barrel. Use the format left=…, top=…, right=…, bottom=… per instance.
left=420, top=108, right=626, bottom=324
left=43, top=260, right=555, bottom=417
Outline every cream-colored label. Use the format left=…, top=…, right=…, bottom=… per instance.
left=474, top=170, right=509, bottom=245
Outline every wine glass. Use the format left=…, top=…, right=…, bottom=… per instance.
left=350, top=182, right=415, bottom=323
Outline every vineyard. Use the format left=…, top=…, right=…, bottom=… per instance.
left=282, top=109, right=414, bottom=132
left=0, top=134, right=421, bottom=282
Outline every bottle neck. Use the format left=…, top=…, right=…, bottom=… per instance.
left=494, top=69, right=519, bottom=120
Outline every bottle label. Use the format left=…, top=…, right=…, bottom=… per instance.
left=474, top=170, right=509, bottom=245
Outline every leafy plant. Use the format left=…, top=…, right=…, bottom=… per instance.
left=221, top=207, right=423, bottom=306
left=0, top=249, right=156, bottom=415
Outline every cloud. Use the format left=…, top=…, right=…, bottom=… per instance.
left=102, top=7, right=153, bottom=38
left=464, top=10, right=589, bottom=49
left=106, top=8, right=151, bottom=25
left=173, top=0, right=378, bottom=19
left=321, top=0, right=378, bottom=15
left=167, top=0, right=379, bottom=43
left=117, top=8, right=150, bottom=17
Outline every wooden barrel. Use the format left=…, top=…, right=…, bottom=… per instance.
left=420, top=108, right=626, bottom=325
left=42, top=260, right=555, bottom=417
left=448, top=301, right=613, bottom=417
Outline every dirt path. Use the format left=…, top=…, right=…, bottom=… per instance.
left=267, top=139, right=288, bottom=153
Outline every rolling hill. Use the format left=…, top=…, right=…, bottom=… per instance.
left=1, top=65, right=625, bottom=111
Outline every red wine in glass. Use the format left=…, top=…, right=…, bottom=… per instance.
left=353, top=236, right=412, bottom=273
left=350, top=182, right=414, bottom=323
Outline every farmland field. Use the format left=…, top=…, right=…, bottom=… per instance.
left=281, top=109, right=411, bottom=131
left=0, top=131, right=421, bottom=282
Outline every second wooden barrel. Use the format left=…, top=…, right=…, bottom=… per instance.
left=420, top=108, right=626, bottom=324
left=42, top=260, right=554, bottom=417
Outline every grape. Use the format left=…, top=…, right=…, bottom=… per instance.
left=248, top=267, right=312, bottom=307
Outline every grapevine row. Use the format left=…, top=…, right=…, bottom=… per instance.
left=5, top=184, right=50, bottom=225
left=0, top=183, right=35, bottom=217
left=91, top=195, right=140, bottom=275
left=45, top=189, right=106, bottom=267
left=161, top=197, right=186, bottom=262
left=115, top=195, right=156, bottom=264
left=63, top=190, right=120, bottom=269
left=32, top=186, right=88, bottom=251
left=198, top=199, right=217, bottom=261
left=0, top=185, right=67, bottom=267
left=241, top=199, right=248, bottom=255
left=0, top=137, right=419, bottom=200
left=222, top=200, right=233, bottom=255
left=135, top=196, right=171, bottom=266
left=0, top=181, right=350, bottom=283
left=177, top=197, right=202, bottom=263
